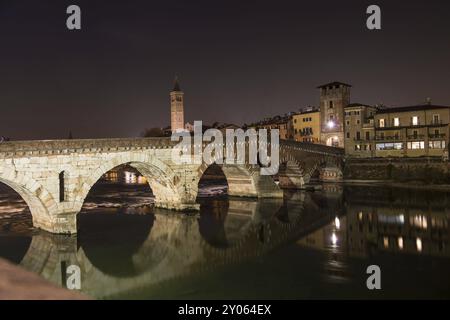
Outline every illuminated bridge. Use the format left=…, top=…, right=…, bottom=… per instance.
left=0, top=137, right=343, bottom=234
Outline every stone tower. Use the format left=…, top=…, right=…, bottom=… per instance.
left=170, top=76, right=184, bottom=132
left=318, top=82, right=351, bottom=147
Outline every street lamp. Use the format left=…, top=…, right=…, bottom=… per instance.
left=327, top=120, right=335, bottom=129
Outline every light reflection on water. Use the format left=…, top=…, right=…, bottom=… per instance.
left=0, top=182, right=450, bottom=299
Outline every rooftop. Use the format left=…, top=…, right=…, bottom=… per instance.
left=172, top=76, right=181, bottom=92
left=377, top=104, right=450, bottom=114
left=346, top=103, right=374, bottom=109
left=317, top=81, right=352, bottom=89
left=295, top=109, right=320, bottom=115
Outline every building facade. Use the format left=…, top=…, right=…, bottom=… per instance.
left=291, top=109, right=321, bottom=143
left=344, top=103, right=377, bottom=157
left=249, top=115, right=290, bottom=140
left=345, top=104, right=450, bottom=158
left=170, top=77, right=184, bottom=132
left=319, top=82, right=351, bottom=147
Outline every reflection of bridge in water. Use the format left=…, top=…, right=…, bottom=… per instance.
left=17, top=193, right=343, bottom=299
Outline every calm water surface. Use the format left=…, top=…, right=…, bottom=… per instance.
left=0, top=180, right=450, bottom=299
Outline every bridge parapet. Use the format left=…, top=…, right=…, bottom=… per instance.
left=0, top=137, right=176, bottom=156
left=279, top=139, right=344, bottom=157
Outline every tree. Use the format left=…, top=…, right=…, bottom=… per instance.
left=141, top=128, right=165, bottom=137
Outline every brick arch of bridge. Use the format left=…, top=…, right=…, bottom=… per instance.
left=278, top=146, right=343, bottom=187
left=0, top=168, right=58, bottom=232
left=195, top=162, right=260, bottom=198
left=73, top=153, right=186, bottom=213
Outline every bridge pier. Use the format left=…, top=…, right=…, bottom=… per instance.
left=154, top=199, right=200, bottom=211
left=32, top=212, right=78, bottom=234
left=319, top=166, right=343, bottom=182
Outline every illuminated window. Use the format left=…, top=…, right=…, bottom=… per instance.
left=383, top=237, right=389, bottom=248
left=393, top=117, right=400, bottom=127
left=412, top=116, right=419, bottom=126
left=398, top=237, right=404, bottom=250
left=410, top=215, right=428, bottom=229
left=433, top=114, right=440, bottom=124
left=407, top=141, right=425, bottom=149
left=416, top=238, right=423, bottom=252
left=379, top=119, right=385, bottom=128
left=376, top=143, right=403, bottom=150
left=429, top=140, right=446, bottom=149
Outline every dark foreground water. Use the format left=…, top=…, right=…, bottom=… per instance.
left=0, top=181, right=450, bottom=299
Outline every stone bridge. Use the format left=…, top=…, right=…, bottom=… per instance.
left=0, top=137, right=343, bottom=234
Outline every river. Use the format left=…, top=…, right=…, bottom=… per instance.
left=0, top=180, right=449, bottom=299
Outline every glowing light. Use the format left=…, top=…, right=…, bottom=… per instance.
left=334, top=216, right=341, bottom=230
left=331, top=232, right=338, bottom=246
left=327, top=120, right=335, bottom=129
left=410, top=215, right=427, bottom=229
left=383, top=236, right=389, bottom=248
left=416, top=238, right=423, bottom=252
left=398, top=237, right=404, bottom=250
left=124, top=171, right=137, bottom=184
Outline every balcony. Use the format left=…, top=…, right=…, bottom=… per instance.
left=407, top=134, right=425, bottom=140
left=429, top=120, right=446, bottom=126
left=429, top=133, right=446, bottom=139
left=374, top=135, right=402, bottom=141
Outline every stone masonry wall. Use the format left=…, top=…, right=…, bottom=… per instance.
left=344, top=157, right=450, bottom=184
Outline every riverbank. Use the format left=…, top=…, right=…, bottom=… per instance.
left=0, top=258, right=89, bottom=300
left=344, top=157, right=450, bottom=185
left=343, top=179, right=450, bottom=191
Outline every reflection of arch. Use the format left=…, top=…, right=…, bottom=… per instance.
left=78, top=212, right=154, bottom=277
left=16, top=197, right=328, bottom=299
left=0, top=235, right=31, bottom=264
left=198, top=199, right=229, bottom=248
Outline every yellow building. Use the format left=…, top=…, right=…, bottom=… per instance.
left=291, top=109, right=321, bottom=143
left=345, top=103, right=450, bottom=158
left=249, top=115, right=290, bottom=140
left=373, top=104, right=450, bottom=158
left=344, top=103, right=377, bottom=157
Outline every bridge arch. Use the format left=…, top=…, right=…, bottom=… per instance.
left=72, top=152, right=187, bottom=214
left=278, top=144, right=343, bottom=187
left=196, top=158, right=283, bottom=199
left=0, top=168, right=58, bottom=232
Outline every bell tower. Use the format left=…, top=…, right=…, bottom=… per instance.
left=170, top=76, right=184, bottom=132
left=318, top=81, right=351, bottom=147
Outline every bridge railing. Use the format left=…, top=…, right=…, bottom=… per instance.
left=279, top=139, right=344, bottom=156
left=0, top=137, right=177, bottom=154
left=0, top=137, right=344, bottom=157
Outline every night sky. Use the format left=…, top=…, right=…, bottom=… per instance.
left=1, top=0, right=449, bottom=140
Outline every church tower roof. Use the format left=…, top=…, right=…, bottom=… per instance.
left=172, top=76, right=181, bottom=92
